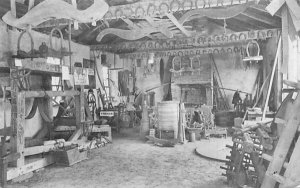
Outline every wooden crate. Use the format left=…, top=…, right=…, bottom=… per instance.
left=53, top=146, right=88, bottom=166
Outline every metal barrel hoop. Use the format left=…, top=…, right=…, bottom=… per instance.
left=50, top=27, right=64, bottom=57
left=17, top=30, right=34, bottom=57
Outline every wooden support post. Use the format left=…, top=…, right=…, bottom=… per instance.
left=10, top=92, right=25, bottom=167
left=250, top=151, right=266, bottom=183
left=262, top=35, right=281, bottom=120
left=10, top=0, right=16, bottom=30
left=211, top=62, right=214, bottom=107
left=166, top=13, right=191, bottom=37
left=0, top=137, right=7, bottom=188
left=42, top=74, right=53, bottom=139
left=261, top=88, right=300, bottom=188
left=69, top=86, right=85, bottom=141
left=281, top=6, right=289, bottom=75
left=281, top=135, right=300, bottom=188
left=7, top=155, right=54, bottom=181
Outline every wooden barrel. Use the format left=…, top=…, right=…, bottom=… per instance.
left=215, top=110, right=236, bottom=127
left=157, top=101, right=180, bottom=138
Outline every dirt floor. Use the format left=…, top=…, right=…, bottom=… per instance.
left=9, top=128, right=231, bottom=188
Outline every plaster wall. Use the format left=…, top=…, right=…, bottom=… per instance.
left=0, top=20, right=90, bottom=137
left=106, top=52, right=259, bottom=110
left=212, top=52, right=259, bottom=108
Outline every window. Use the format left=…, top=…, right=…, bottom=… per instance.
left=102, top=66, right=110, bottom=101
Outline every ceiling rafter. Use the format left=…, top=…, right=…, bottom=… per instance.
left=250, top=4, right=281, bottom=18
left=241, top=9, right=281, bottom=28
left=206, top=18, right=243, bottom=32
left=231, top=16, right=270, bottom=30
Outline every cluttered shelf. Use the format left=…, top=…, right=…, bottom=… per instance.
left=11, top=58, right=62, bottom=76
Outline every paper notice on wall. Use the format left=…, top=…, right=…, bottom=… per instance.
left=62, top=66, right=70, bottom=80
left=74, top=67, right=89, bottom=85
left=15, top=59, right=22, bottom=67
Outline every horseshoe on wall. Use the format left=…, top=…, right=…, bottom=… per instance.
left=178, top=2, right=252, bottom=24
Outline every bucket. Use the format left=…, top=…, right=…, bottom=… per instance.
left=189, top=132, right=196, bottom=142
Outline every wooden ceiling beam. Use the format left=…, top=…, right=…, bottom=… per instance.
left=231, top=16, right=269, bottom=30
left=27, top=0, right=34, bottom=11
left=166, top=13, right=193, bottom=37
left=103, top=0, right=257, bottom=20
left=91, top=28, right=279, bottom=53
left=249, top=4, right=281, bottom=18
left=241, top=9, right=281, bottom=27
left=207, top=18, right=244, bottom=32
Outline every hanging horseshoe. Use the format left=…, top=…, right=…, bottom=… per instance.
left=239, top=33, right=247, bottom=40
left=50, top=27, right=64, bottom=58
left=230, top=34, right=237, bottom=41
left=246, top=40, right=260, bottom=58
left=17, top=30, right=35, bottom=58
left=170, top=0, right=181, bottom=12
left=234, top=46, right=240, bottom=53
left=135, top=6, right=145, bottom=18
left=267, top=30, right=274, bottom=38
left=195, top=0, right=205, bottom=8
left=159, top=2, right=170, bottom=15
left=213, top=49, right=220, bottom=54
left=178, top=51, right=184, bottom=56
left=227, top=48, right=233, bottom=53
left=115, top=8, right=124, bottom=18
left=147, top=3, right=157, bottom=16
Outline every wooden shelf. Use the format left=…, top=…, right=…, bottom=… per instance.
left=13, top=58, right=62, bottom=76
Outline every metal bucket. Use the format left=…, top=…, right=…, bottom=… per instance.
left=157, top=101, right=180, bottom=138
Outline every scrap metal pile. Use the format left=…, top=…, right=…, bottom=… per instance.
left=221, top=81, right=300, bottom=188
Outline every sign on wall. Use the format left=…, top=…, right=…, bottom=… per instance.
left=74, top=67, right=89, bottom=85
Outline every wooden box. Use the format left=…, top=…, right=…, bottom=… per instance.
left=53, top=146, right=88, bottom=166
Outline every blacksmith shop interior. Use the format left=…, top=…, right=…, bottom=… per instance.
left=1, top=0, right=300, bottom=187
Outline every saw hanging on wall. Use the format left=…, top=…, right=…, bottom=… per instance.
left=2, top=0, right=109, bottom=29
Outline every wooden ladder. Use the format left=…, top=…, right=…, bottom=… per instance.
left=261, top=80, right=300, bottom=188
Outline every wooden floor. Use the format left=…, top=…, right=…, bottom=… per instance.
left=8, top=127, right=231, bottom=188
